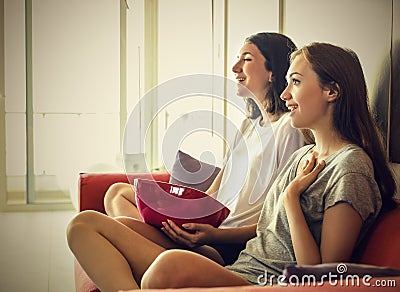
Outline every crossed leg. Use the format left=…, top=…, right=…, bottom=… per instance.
left=67, top=210, right=226, bottom=292
left=142, top=249, right=251, bottom=289
left=67, top=210, right=165, bottom=292
left=104, top=182, right=140, bottom=218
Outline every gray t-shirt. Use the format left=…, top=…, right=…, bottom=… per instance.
left=226, top=144, right=382, bottom=285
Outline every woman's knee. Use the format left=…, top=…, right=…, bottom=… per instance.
left=104, top=182, right=126, bottom=203
left=66, top=210, right=101, bottom=248
left=141, top=250, right=196, bottom=289
left=104, top=182, right=135, bottom=206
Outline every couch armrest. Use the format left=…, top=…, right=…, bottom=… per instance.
left=78, top=172, right=170, bottom=213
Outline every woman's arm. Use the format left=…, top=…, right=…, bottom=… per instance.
left=213, top=223, right=257, bottom=244
left=283, top=154, right=363, bottom=265
left=320, top=202, right=362, bottom=262
left=283, top=153, right=324, bottom=264
left=284, top=196, right=320, bottom=264
left=285, top=198, right=362, bottom=265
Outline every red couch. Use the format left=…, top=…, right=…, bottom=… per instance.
left=74, top=173, right=400, bottom=292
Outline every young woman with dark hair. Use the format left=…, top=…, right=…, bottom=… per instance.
left=96, top=32, right=303, bottom=266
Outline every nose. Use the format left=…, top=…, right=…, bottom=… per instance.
left=232, top=60, right=242, bottom=73
left=280, top=85, right=291, bottom=101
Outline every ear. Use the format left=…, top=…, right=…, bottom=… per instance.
left=325, top=82, right=340, bottom=103
left=268, top=73, right=273, bottom=83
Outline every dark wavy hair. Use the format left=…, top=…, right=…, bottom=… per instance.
left=291, top=42, right=396, bottom=211
left=244, top=32, right=297, bottom=118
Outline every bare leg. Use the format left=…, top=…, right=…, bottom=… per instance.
left=67, top=210, right=166, bottom=292
left=104, top=182, right=141, bottom=218
left=142, top=249, right=250, bottom=289
left=115, top=216, right=225, bottom=265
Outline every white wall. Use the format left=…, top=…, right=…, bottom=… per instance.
left=285, top=0, right=392, bottom=124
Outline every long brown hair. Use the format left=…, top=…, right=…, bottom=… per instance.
left=244, top=32, right=297, bottom=118
left=291, top=42, right=396, bottom=211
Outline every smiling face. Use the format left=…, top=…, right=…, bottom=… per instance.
left=280, top=54, right=337, bottom=131
left=232, top=42, right=272, bottom=103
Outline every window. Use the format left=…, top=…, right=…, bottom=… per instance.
left=2, top=0, right=123, bottom=210
left=0, top=0, right=281, bottom=211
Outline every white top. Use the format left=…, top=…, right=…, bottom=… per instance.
left=215, top=113, right=304, bottom=228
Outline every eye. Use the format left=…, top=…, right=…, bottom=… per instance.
left=243, top=58, right=252, bottom=62
left=292, top=78, right=300, bottom=85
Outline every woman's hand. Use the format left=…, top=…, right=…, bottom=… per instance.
left=283, top=152, right=326, bottom=265
left=284, top=152, right=325, bottom=204
left=161, top=220, right=217, bottom=248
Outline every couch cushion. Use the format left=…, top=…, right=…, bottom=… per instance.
left=354, top=203, right=400, bottom=268
left=169, top=150, right=221, bottom=192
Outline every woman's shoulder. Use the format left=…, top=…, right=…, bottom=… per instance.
left=273, top=113, right=301, bottom=136
left=331, top=144, right=374, bottom=176
left=238, top=117, right=258, bottom=133
left=273, top=113, right=305, bottom=145
left=274, top=112, right=291, bottom=128
left=337, top=144, right=372, bottom=162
